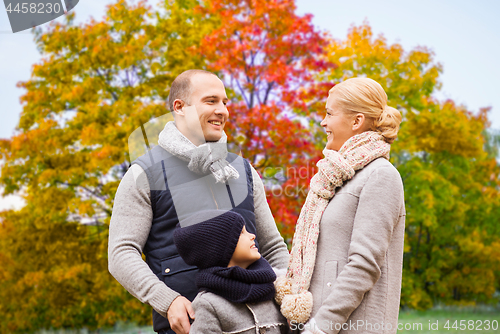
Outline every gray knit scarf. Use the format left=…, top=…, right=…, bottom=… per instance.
left=158, top=121, right=239, bottom=183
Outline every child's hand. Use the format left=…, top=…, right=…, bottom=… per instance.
left=167, top=296, right=195, bottom=334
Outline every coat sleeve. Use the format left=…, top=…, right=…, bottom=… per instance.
left=251, top=166, right=290, bottom=270
left=108, top=164, right=180, bottom=317
left=313, top=165, right=404, bottom=333
left=190, top=295, right=223, bottom=334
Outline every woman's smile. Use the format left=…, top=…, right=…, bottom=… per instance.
left=321, top=99, right=356, bottom=151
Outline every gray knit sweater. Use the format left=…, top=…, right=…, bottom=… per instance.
left=108, top=163, right=289, bottom=318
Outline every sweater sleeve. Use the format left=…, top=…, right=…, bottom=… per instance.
left=313, top=165, right=404, bottom=334
left=190, top=295, right=222, bottom=334
left=251, top=166, right=290, bottom=270
left=108, top=164, right=180, bottom=317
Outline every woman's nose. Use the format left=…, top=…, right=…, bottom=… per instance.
left=320, top=118, right=326, bottom=127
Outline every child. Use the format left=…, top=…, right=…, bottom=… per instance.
left=174, top=210, right=290, bottom=334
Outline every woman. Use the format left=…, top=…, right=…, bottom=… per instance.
left=275, top=78, right=405, bottom=334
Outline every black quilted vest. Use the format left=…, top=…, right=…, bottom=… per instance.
left=131, top=145, right=255, bottom=332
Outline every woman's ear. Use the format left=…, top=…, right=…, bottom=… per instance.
left=352, top=113, right=366, bottom=131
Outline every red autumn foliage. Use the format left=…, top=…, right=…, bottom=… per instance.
left=197, top=0, right=334, bottom=240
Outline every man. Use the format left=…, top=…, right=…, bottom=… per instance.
left=108, top=69, right=289, bottom=334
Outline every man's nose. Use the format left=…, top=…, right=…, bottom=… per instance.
left=215, top=102, right=229, bottom=117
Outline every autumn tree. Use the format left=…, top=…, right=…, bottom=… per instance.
left=0, top=0, right=214, bottom=332
left=0, top=0, right=332, bottom=329
left=1, top=2, right=499, bottom=333
left=198, top=0, right=332, bottom=239
left=0, top=0, right=329, bottom=331
left=320, top=23, right=500, bottom=309
left=399, top=102, right=500, bottom=309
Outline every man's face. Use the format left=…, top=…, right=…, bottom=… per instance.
left=183, top=74, right=229, bottom=145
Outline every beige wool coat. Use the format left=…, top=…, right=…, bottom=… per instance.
left=307, top=157, right=406, bottom=334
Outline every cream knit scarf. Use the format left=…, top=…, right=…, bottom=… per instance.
left=158, top=121, right=239, bottom=183
left=275, top=131, right=391, bottom=323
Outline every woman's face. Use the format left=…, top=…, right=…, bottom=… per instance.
left=321, top=96, right=357, bottom=151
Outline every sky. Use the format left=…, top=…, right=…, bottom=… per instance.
left=0, top=0, right=499, bottom=210
left=294, top=0, right=500, bottom=128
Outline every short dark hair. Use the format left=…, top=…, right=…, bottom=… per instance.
left=168, top=69, right=218, bottom=112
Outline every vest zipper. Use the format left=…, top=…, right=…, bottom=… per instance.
left=206, top=181, right=235, bottom=209
left=207, top=182, right=219, bottom=209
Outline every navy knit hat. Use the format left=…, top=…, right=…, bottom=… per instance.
left=174, top=210, right=245, bottom=269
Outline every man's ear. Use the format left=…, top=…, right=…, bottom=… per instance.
left=352, top=113, right=365, bottom=131
left=173, top=99, right=185, bottom=116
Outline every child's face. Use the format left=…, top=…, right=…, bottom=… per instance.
left=228, top=226, right=261, bottom=269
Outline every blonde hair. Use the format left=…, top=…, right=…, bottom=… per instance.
left=329, top=78, right=402, bottom=144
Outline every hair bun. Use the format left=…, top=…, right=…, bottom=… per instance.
left=327, top=77, right=402, bottom=144
left=374, top=106, right=402, bottom=144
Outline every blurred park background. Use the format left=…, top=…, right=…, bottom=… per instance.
left=0, top=0, right=499, bottom=333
